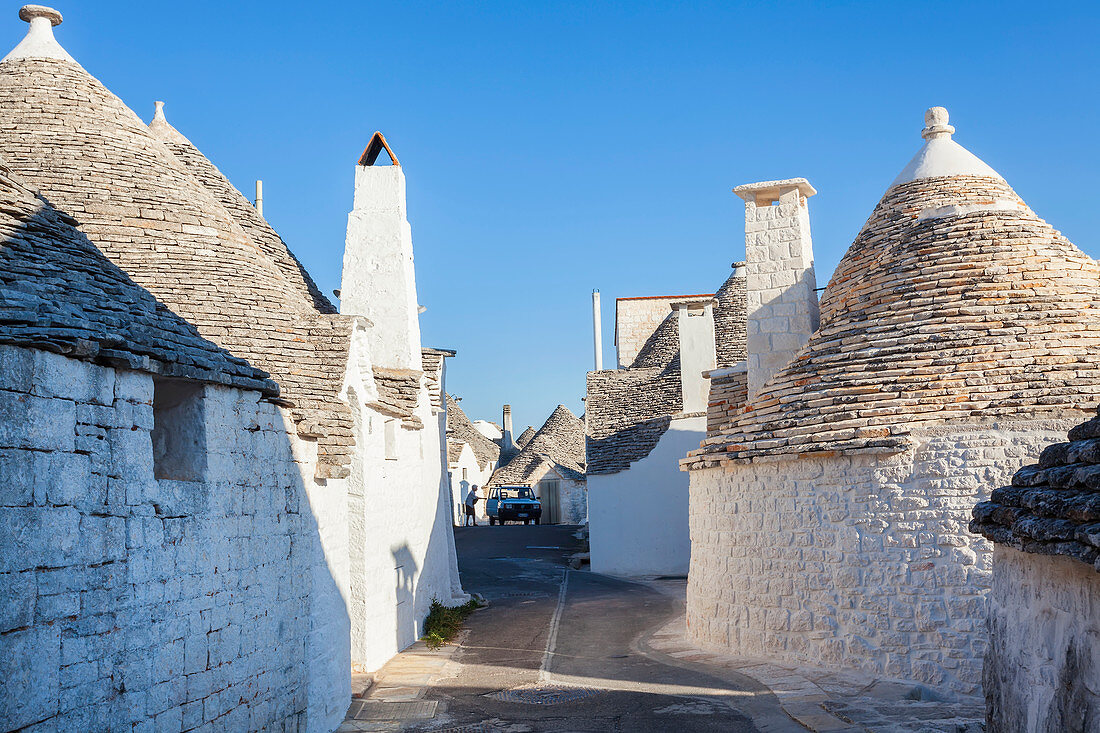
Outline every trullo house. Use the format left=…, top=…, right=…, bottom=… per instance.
left=0, top=5, right=465, bottom=731
left=586, top=269, right=746, bottom=577
left=682, top=107, right=1100, bottom=696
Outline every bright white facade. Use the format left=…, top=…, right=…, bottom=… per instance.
left=340, top=145, right=467, bottom=671
left=588, top=417, right=703, bottom=576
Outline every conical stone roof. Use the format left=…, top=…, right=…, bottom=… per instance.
left=0, top=8, right=356, bottom=477
left=489, top=405, right=586, bottom=485
left=686, top=108, right=1100, bottom=469
left=0, top=159, right=273, bottom=389
left=445, top=394, right=500, bottom=469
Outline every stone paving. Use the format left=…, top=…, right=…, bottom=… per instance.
left=338, top=636, right=464, bottom=732
left=339, top=567, right=986, bottom=733
left=639, top=580, right=985, bottom=733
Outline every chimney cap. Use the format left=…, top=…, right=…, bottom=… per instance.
left=733, top=177, right=816, bottom=202
left=921, top=106, right=955, bottom=140
left=19, top=5, right=62, bottom=25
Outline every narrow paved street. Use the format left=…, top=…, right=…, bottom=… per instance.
left=399, top=524, right=801, bottom=732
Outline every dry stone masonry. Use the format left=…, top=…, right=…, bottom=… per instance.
left=684, top=108, right=1100, bottom=697
left=0, top=6, right=467, bottom=730
left=971, top=409, right=1100, bottom=730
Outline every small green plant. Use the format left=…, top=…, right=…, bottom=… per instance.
left=421, top=597, right=483, bottom=649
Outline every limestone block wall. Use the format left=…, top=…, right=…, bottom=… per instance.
left=687, top=422, right=1072, bottom=696
left=589, top=415, right=704, bottom=577
left=983, top=547, right=1100, bottom=732
left=0, top=345, right=349, bottom=732
left=615, top=296, right=680, bottom=368
left=742, top=187, right=819, bottom=400
left=346, top=376, right=466, bottom=673
left=558, top=477, right=588, bottom=525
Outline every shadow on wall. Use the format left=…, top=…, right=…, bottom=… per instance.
left=392, top=543, right=420, bottom=652
left=0, top=197, right=351, bottom=731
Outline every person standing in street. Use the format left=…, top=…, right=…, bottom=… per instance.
left=464, top=487, right=480, bottom=526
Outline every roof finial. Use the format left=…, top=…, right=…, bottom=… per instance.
left=18, top=5, right=62, bottom=26
left=153, top=101, right=166, bottom=123
left=921, top=106, right=955, bottom=141
left=3, top=5, right=73, bottom=63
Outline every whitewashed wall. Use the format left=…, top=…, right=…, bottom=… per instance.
left=984, top=547, right=1100, bottom=731
left=449, top=442, right=492, bottom=524
left=0, top=345, right=349, bottom=732
left=687, top=422, right=1073, bottom=696
left=589, top=416, right=703, bottom=577
left=345, top=370, right=466, bottom=673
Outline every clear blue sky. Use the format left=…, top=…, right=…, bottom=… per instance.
left=7, top=1, right=1098, bottom=432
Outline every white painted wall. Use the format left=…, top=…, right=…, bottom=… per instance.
left=344, top=357, right=467, bottom=673
left=589, top=415, right=704, bottom=577
left=687, top=421, right=1075, bottom=696
left=984, top=546, right=1100, bottom=731
left=673, top=300, right=717, bottom=413
left=448, top=441, right=492, bottom=524
left=0, top=345, right=349, bottom=732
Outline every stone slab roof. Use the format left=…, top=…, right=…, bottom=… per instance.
left=489, top=405, right=586, bottom=485
left=0, top=161, right=274, bottom=391
left=971, top=409, right=1100, bottom=571
left=586, top=269, right=747, bottom=475
left=684, top=174, right=1100, bottom=470
left=446, top=438, right=466, bottom=465
left=445, top=394, right=500, bottom=469
left=147, top=104, right=337, bottom=316
left=421, top=348, right=455, bottom=414
left=0, top=53, right=361, bottom=477
left=515, top=426, right=536, bottom=449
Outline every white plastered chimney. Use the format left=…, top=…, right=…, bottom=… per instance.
left=340, top=132, right=423, bottom=370
left=734, top=178, right=819, bottom=401
left=671, top=297, right=718, bottom=414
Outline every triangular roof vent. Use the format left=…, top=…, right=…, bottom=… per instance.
left=358, top=131, right=399, bottom=167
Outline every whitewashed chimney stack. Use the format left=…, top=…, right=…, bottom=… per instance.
left=340, top=133, right=423, bottom=370
left=733, top=178, right=819, bottom=400
left=670, top=297, right=718, bottom=414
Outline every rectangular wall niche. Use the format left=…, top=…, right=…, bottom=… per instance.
left=152, top=378, right=208, bottom=481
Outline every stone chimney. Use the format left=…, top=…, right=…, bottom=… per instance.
left=501, top=405, right=514, bottom=452
left=340, top=132, right=422, bottom=370
left=670, top=298, right=718, bottom=414
left=733, top=178, right=819, bottom=401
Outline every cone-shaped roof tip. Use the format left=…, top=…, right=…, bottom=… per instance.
left=4, top=4, right=73, bottom=63
left=890, top=106, right=1002, bottom=188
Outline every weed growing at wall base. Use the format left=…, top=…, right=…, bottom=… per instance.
left=422, top=598, right=484, bottom=649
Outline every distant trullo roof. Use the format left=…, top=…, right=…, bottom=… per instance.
left=445, top=394, right=501, bottom=469
left=685, top=108, right=1100, bottom=469
left=0, top=160, right=272, bottom=390
left=515, top=426, right=536, bottom=449
left=489, top=405, right=586, bottom=485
